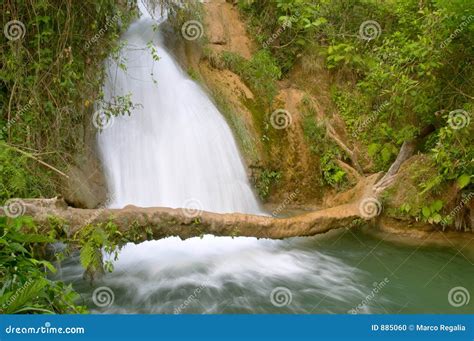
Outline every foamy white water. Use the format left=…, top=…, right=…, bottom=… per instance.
left=58, top=233, right=373, bottom=314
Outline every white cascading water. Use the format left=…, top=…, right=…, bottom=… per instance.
left=70, top=3, right=373, bottom=313
left=97, top=4, right=261, bottom=215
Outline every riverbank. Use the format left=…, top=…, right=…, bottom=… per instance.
left=362, top=218, right=474, bottom=260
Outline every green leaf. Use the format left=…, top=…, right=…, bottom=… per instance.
left=13, top=234, right=55, bottom=243
left=457, top=174, right=471, bottom=189
left=381, top=147, right=392, bottom=163
left=400, top=203, right=411, bottom=213
left=79, top=243, right=96, bottom=269
left=5, top=278, right=48, bottom=314
left=431, top=200, right=443, bottom=212
left=367, top=143, right=380, bottom=156
left=31, top=259, right=57, bottom=273
left=422, top=206, right=431, bottom=218
left=432, top=213, right=442, bottom=223
left=313, top=17, right=327, bottom=26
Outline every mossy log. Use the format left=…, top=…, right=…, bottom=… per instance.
left=15, top=199, right=359, bottom=241
left=2, top=175, right=382, bottom=244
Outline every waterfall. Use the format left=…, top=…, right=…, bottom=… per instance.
left=81, top=3, right=365, bottom=314
left=56, top=6, right=472, bottom=315
left=97, top=5, right=261, bottom=215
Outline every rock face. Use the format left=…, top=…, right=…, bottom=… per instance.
left=165, top=0, right=333, bottom=204
left=203, top=0, right=253, bottom=58
left=62, top=157, right=107, bottom=209
left=61, top=106, right=107, bottom=209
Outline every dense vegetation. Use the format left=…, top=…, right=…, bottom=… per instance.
left=1, top=0, right=136, bottom=201
left=1, top=0, right=472, bottom=314
left=0, top=216, right=86, bottom=313
left=236, top=0, right=473, bottom=223
left=1, top=0, right=136, bottom=314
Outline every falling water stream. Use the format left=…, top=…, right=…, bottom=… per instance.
left=96, top=7, right=261, bottom=214
left=56, top=4, right=474, bottom=314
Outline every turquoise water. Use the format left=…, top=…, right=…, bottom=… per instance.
left=56, top=227, right=473, bottom=314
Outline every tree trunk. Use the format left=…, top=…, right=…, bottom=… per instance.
left=11, top=198, right=361, bottom=244
left=373, top=140, right=416, bottom=193
left=373, top=125, right=435, bottom=193
left=1, top=176, right=387, bottom=245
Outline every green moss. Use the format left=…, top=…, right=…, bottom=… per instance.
left=221, top=50, right=281, bottom=107
left=187, top=68, right=200, bottom=81
left=230, top=228, right=240, bottom=238
left=209, top=88, right=259, bottom=164
left=242, top=98, right=267, bottom=140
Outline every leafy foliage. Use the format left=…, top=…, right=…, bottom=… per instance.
left=221, top=50, right=282, bottom=106
left=302, top=114, right=348, bottom=189
left=0, top=0, right=136, bottom=203
left=241, top=0, right=473, bottom=224
left=0, top=217, right=86, bottom=314
left=255, top=169, right=282, bottom=199
left=421, top=199, right=444, bottom=224
left=75, top=221, right=121, bottom=282
left=0, top=145, right=43, bottom=199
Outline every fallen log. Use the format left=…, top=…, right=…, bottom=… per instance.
left=1, top=174, right=381, bottom=244
left=13, top=199, right=360, bottom=242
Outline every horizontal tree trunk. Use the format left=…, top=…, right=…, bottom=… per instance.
left=15, top=199, right=360, bottom=243
left=2, top=174, right=382, bottom=244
